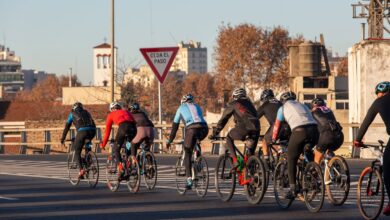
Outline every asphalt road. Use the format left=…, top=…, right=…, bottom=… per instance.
left=0, top=154, right=386, bottom=219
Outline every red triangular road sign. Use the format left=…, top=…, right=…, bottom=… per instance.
left=140, top=47, right=179, bottom=84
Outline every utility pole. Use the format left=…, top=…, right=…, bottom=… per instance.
left=69, top=68, right=72, bottom=87
left=110, top=0, right=115, bottom=102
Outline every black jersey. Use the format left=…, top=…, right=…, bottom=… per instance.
left=257, top=98, right=282, bottom=125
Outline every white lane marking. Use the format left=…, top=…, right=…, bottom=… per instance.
left=0, top=196, right=19, bottom=201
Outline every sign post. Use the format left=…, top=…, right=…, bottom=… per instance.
left=140, top=47, right=179, bottom=151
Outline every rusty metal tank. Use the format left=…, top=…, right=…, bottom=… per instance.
left=298, top=42, right=322, bottom=76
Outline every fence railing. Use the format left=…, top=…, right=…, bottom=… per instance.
left=0, top=123, right=386, bottom=158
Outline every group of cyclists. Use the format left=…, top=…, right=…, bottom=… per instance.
left=61, top=80, right=390, bottom=216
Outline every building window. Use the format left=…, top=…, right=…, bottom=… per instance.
left=303, top=77, right=328, bottom=88
left=335, top=92, right=349, bottom=100
left=97, top=56, right=101, bottom=69
left=336, top=102, right=349, bottom=110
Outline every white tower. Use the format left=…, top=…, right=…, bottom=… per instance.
left=93, top=43, right=117, bottom=86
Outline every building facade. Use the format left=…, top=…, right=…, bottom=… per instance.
left=93, top=43, right=117, bottom=87
left=0, top=45, right=24, bottom=99
left=171, top=41, right=207, bottom=74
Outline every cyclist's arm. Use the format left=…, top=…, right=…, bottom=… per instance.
left=272, top=107, right=285, bottom=141
left=61, top=113, right=73, bottom=142
left=214, top=104, right=234, bottom=135
left=168, top=107, right=182, bottom=143
left=101, top=113, right=113, bottom=147
left=356, top=101, right=379, bottom=142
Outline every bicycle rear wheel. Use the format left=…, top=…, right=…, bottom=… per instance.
left=142, top=151, right=158, bottom=190
left=215, top=154, right=236, bottom=202
left=106, top=155, right=119, bottom=192
left=194, top=156, right=209, bottom=198
left=244, top=156, right=266, bottom=204
left=357, top=167, right=384, bottom=220
left=67, top=151, right=80, bottom=186
left=175, top=156, right=187, bottom=195
left=126, top=156, right=141, bottom=193
left=273, top=159, right=293, bottom=209
left=303, top=162, right=325, bottom=213
left=85, top=151, right=99, bottom=188
left=325, top=155, right=350, bottom=206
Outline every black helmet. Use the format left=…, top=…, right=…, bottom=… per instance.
left=311, top=97, right=326, bottom=108
left=181, top=93, right=194, bottom=104
left=260, top=89, right=274, bottom=102
left=280, top=91, right=296, bottom=103
left=72, top=102, right=83, bottom=111
left=375, top=81, right=390, bottom=95
left=232, top=88, right=247, bottom=100
left=129, top=103, right=140, bottom=112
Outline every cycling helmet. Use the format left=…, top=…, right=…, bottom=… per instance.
left=129, top=103, right=140, bottom=112
left=375, top=81, right=390, bottom=94
left=72, top=102, right=83, bottom=111
left=109, top=101, right=122, bottom=111
left=232, top=88, right=247, bottom=100
left=260, top=89, right=275, bottom=102
left=311, top=97, right=326, bottom=108
left=181, top=93, right=194, bottom=104
left=280, top=91, right=296, bottom=103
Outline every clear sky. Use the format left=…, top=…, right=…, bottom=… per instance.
left=0, top=0, right=370, bottom=84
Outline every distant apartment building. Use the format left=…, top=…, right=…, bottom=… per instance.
left=171, top=41, right=207, bottom=74
left=125, top=64, right=186, bottom=86
left=0, top=45, right=24, bottom=99
left=22, top=69, right=51, bottom=90
left=93, top=43, right=117, bottom=86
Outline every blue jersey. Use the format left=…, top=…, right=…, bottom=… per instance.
left=173, top=103, right=206, bottom=127
left=66, top=112, right=96, bottom=132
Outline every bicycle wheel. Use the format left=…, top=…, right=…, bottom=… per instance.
left=67, top=151, right=80, bottom=186
left=85, top=151, right=99, bottom=188
left=273, top=159, right=293, bottom=209
left=142, top=151, right=158, bottom=190
left=244, top=156, right=267, bottom=204
left=194, top=156, right=209, bottom=198
left=106, top=155, right=119, bottom=192
left=325, top=155, right=350, bottom=206
left=215, top=154, right=236, bottom=202
left=126, top=156, right=141, bottom=193
left=303, top=162, right=325, bottom=213
left=357, top=167, right=384, bottom=220
left=175, top=156, right=187, bottom=195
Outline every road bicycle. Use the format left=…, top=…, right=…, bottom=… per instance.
left=66, top=138, right=99, bottom=188
left=357, top=140, right=386, bottom=220
left=174, top=138, right=209, bottom=197
left=213, top=136, right=267, bottom=204
left=321, top=149, right=350, bottom=206
left=105, top=136, right=141, bottom=193
left=136, top=142, right=158, bottom=190
left=274, top=144, right=325, bottom=212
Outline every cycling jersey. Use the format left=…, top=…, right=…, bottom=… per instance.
left=356, top=93, right=390, bottom=142
left=101, top=109, right=136, bottom=147
left=132, top=111, right=154, bottom=127
left=61, top=109, right=96, bottom=144
left=257, top=98, right=282, bottom=125
left=214, top=98, right=260, bottom=135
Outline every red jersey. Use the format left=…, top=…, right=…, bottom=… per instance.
left=101, top=109, right=135, bottom=147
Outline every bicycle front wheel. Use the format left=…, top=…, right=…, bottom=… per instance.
left=244, top=156, right=266, bottom=204
left=194, top=156, right=209, bottom=198
left=175, top=156, right=187, bottom=195
left=215, top=154, right=236, bottom=202
left=142, top=151, right=158, bottom=190
left=325, top=155, right=350, bottom=206
left=67, top=151, right=80, bottom=186
left=273, top=159, right=293, bottom=209
left=106, top=155, right=119, bottom=192
left=85, top=151, right=99, bottom=188
left=303, top=162, right=325, bottom=213
left=357, top=167, right=384, bottom=220
left=126, top=156, right=141, bottom=193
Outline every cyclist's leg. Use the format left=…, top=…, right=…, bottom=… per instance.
left=287, top=128, right=306, bottom=193
left=226, top=127, right=246, bottom=164
left=183, top=128, right=197, bottom=178
left=382, top=139, right=390, bottom=204
left=74, top=131, right=87, bottom=169
left=131, top=126, right=144, bottom=157
left=114, top=124, right=127, bottom=166
left=144, top=126, right=155, bottom=152
left=262, top=126, right=273, bottom=158
left=246, top=131, right=259, bottom=156
left=314, top=131, right=329, bottom=164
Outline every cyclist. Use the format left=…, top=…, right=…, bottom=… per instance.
left=257, top=89, right=290, bottom=166
left=166, top=94, right=208, bottom=189
left=272, top=91, right=318, bottom=199
left=209, top=88, right=260, bottom=169
left=311, top=98, right=344, bottom=165
left=129, top=103, right=155, bottom=157
left=354, top=81, right=390, bottom=215
left=60, top=102, right=96, bottom=178
left=100, top=102, right=137, bottom=177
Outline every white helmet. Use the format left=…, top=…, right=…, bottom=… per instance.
left=232, top=88, right=247, bottom=100
left=109, top=101, right=122, bottom=112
